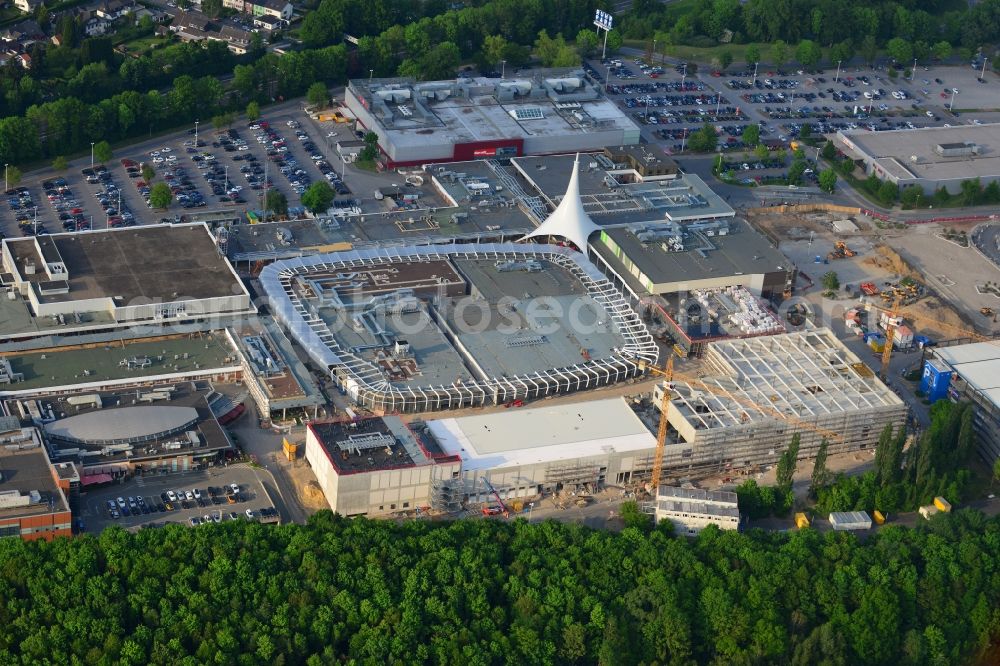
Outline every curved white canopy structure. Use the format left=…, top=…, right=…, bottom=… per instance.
left=521, top=154, right=599, bottom=250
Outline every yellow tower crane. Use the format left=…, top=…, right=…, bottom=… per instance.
left=639, top=355, right=674, bottom=492
left=879, top=296, right=901, bottom=381
left=868, top=299, right=996, bottom=382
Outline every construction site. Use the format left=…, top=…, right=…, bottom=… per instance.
left=751, top=207, right=999, bottom=340
left=300, top=327, right=909, bottom=518
left=651, top=329, right=907, bottom=475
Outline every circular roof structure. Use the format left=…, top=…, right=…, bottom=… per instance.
left=44, top=406, right=199, bottom=445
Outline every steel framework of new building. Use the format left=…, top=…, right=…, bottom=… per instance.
left=261, top=243, right=658, bottom=413
left=656, top=329, right=908, bottom=472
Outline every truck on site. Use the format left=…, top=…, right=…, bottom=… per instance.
left=919, top=505, right=939, bottom=520
left=933, top=496, right=952, bottom=513
left=873, top=510, right=886, bottom=525
left=794, top=512, right=810, bottom=529
left=480, top=477, right=509, bottom=518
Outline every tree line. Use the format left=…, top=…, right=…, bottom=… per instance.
left=0, top=0, right=606, bottom=168
left=733, top=400, right=979, bottom=522
left=0, top=507, right=998, bottom=664
left=625, top=0, right=1000, bottom=64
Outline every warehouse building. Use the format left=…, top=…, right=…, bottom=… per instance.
left=511, top=152, right=734, bottom=226
left=260, top=243, right=656, bottom=413
left=652, top=486, right=741, bottom=535
left=0, top=422, right=74, bottom=541
left=836, top=123, right=1000, bottom=193
left=654, top=329, right=907, bottom=474
left=305, top=416, right=461, bottom=516
left=590, top=219, right=796, bottom=302
left=425, top=397, right=660, bottom=502
left=923, top=342, right=1000, bottom=461
left=0, top=330, right=242, bottom=398
left=0, top=223, right=254, bottom=341
left=305, top=398, right=663, bottom=517
left=344, top=69, right=640, bottom=167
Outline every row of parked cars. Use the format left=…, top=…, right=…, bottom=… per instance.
left=190, top=509, right=259, bottom=526
left=6, top=186, right=46, bottom=236
left=45, top=178, right=89, bottom=232
left=84, top=166, right=137, bottom=227
left=107, top=484, right=245, bottom=518
left=254, top=120, right=313, bottom=196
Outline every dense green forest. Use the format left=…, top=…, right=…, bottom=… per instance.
left=1, top=510, right=999, bottom=664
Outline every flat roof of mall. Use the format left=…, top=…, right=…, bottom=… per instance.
left=309, top=416, right=434, bottom=474
left=0, top=434, right=69, bottom=519
left=427, top=397, right=655, bottom=472
left=839, top=123, right=1000, bottom=182
left=935, top=342, right=1000, bottom=404
left=2, top=223, right=246, bottom=305
left=511, top=153, right=734, bottom=223
left=446, top=258, right=626, bottom=377
left=0, top=332, right=238, bottom=394
left=348, top=71, right=637, bottom=149
left=316, top=255, right=629, bottom=387
left=593, top=218, right=791, bottom=290
left=26, top=382, right=232, bottom=465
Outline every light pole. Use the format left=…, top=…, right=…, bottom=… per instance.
left=194, top=120, right=199, bottom=148
left=224, top=165, right=229, bottom=194
left=32, top=206, right=37, bottom=236
left=949, top=88, right=957, bottom=112
left=834, top=60, right=841, bottom=83
left=369, top=69, right=374, bottom=84
left=752, top=61, right=758, bottom=86
left=680, top=63, right=687, bottom=89
left=501, top=59, right=506, bottom=78
left=652, top=39, right=656, bottom=65
left=90, top=142, right=94, bottom=170
left=981, top=58, right=988, bottom=81
left=4, top=163, right=7, bottom=192
left=911, top=58, right=917, bottom=81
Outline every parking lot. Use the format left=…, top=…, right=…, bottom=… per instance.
left=0, top=98, right=364, bottom=241
left=80, top=465, right=281, bottom=532
left=590, top=56, right=1000, bottom=156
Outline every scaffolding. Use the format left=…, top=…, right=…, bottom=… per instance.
left=545, top=460, right=602, bottom=486
left=657, top=329, right=908, bottom=469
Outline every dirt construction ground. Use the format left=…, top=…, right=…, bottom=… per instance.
left=753, top=210, right=1000, bottom=339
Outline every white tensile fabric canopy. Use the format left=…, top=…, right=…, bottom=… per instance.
left=520, top=154, right=599, bottom=250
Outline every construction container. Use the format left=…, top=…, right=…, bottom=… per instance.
left=873, top=510, right=886, bottom=525
left=919, top=505, right=939, bottom=520
left=828, top=511, right=872, bottom=531
left=794, top=512, right=810, bottom=529
left=920, top=359, right=952, bottom=404
left=934, top=496, right=952, bottom=513
left=893, top=325, right=914, bottom=349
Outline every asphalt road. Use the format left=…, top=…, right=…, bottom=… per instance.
left=973, top=222, right=1000, bottom=267
left=227, top=399, right=313, bottom=525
